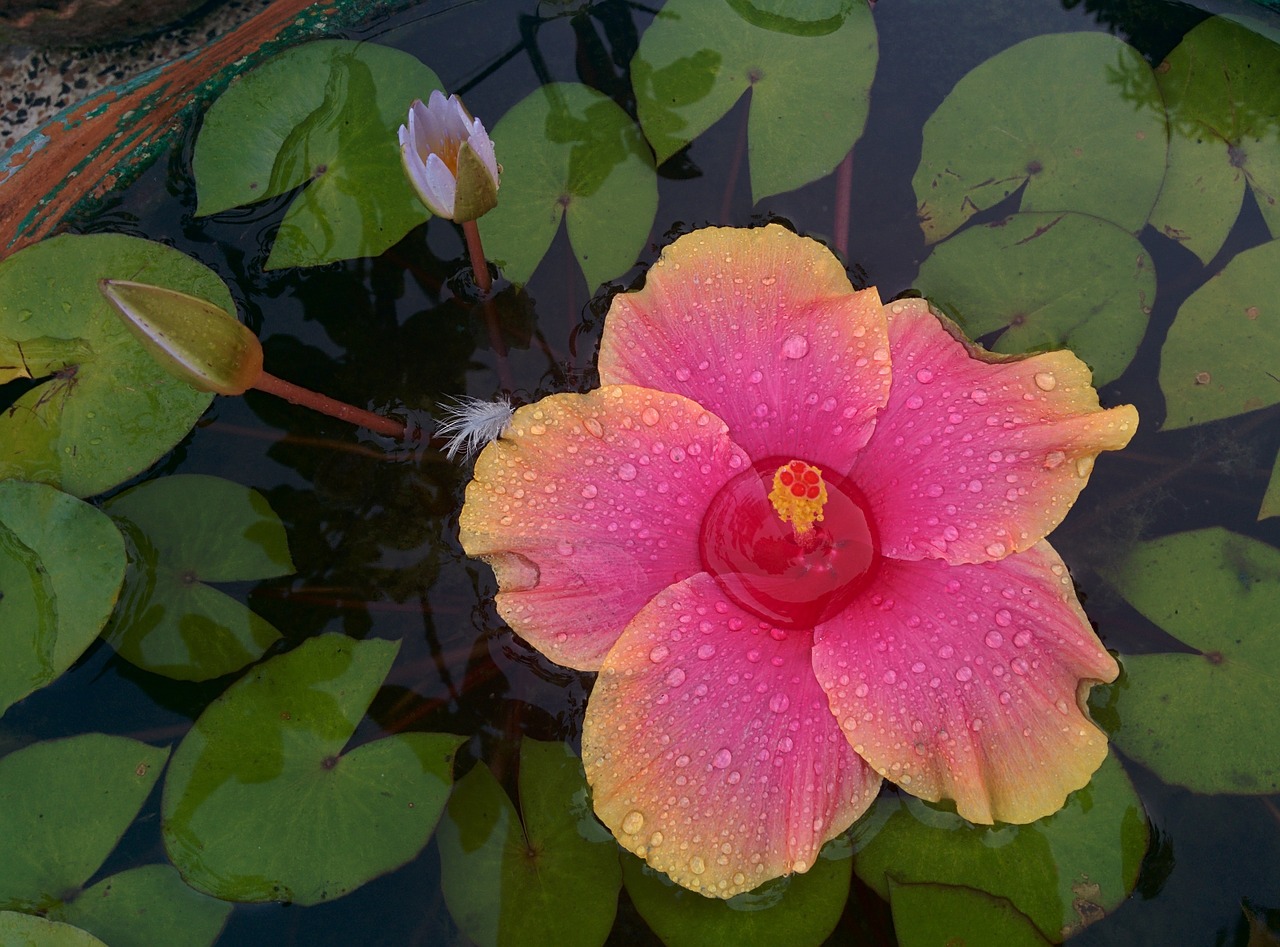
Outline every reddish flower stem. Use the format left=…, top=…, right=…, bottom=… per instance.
left=253, top=370, right=407, bottom=439
left=462, top=218, right=515, bottom=391
left=834, top=148, right=853, bottom=259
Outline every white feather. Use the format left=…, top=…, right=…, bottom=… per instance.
left=436, top=395, right=514, bottom=461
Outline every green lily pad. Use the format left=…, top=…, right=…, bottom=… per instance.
left=914, top=32, right=1166, bottom=244
left=851, top=754, right=1147, bottom=942
left=437, top=739, right=621, bottom=947
left=1159, top=237, right=1280, bottom=429
left=1096, top=528, right=1280, bottom=795
left=915, top=211, right=1154, bottom=385
left=0, top=234, right=224, bottom=497
left=1149, top=16, right=1280, bottom=263
left=631, top=0, right=877, bottom=202
left=102, top=474, right=292, bottom=681
left=0, top=481, right=125, bottom=717
left=162, top=634, right=463, bottom=904
left=478, top=83, right=657, bottom=290
left=193, top=39, right=442, bottom=270
left=621, top=840, right=852, bottom=947
left=0, top=912, right=108, bottom=947
left=1262, top=449, right=1280, bottom=521
left=888, top=881, right=1052, bottom=947
left=54, top=865, right=230, bottom=947
left=0, top=734, right=169, bottom=913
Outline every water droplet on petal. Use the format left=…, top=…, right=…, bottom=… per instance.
left=649, top=645, right=670, bottom=663
left=666, top=667, right=686, bottom=686
left=585, top=418, right=604, bottom=438
left=985, top=630, right=1004, bottom=648
left=915, top=369, right=934, bottom=383
left=994, top=609, right=1012, bottom=627
left=618, top=462, right=637, bottom=481
left=769, top=693, right=790, bottom=713
left=1011, top=657, right=1030, bottom=675
left=985, top=541, right=1007, bottom=558
left=641, top=406, right=660, bottom=426
left=955, top=666, right=973, bottom=682
left=713, top=748, right=733, bottom=769
left=781, top=334, right=809, bottom=359
left=1044, top=451, right=1065, bottom=469
left=690, top=856, right=706, bottom=875
left=697, top=644, right=716, bottom=660
left=581, top=483, right=598, bottom=499
left=1034, top=371, right=1057, bottom=391
left=622, top=810, right=645, bottom=834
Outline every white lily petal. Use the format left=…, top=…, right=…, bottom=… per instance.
left=423, top=153, right=458, bottom=217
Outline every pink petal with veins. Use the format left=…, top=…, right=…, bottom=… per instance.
left=599, top=224, right=891, bottom=471
left=811, top=541, right=1117, bottom=825
left=460, top=386, right=750, bottom=671
left=584, top=573, right=881, bottom=898
left=847, top=299, right=1138, bottom=563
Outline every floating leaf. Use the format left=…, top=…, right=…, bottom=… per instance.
left=1262, top=450, right=1280, bottom=521
left=851, top=754, right=1147, bottom=942
left=0, top=912, right=108, bottom=947
left=1149, top=16, right=1280, bottom=262
left=437, top=739, right=621, bottom=947
left=1096, top=528, right=1280, bottom=795
left=0, top=234, right=224, bottom=497
left=915, top=211, right=1154, bottom=385
left=0, top=481, right=125, bottom=717
left=162, top=634, right=463, bottom=904
left=102, top=475, right=291, bottom=681
left=99, top=280, right=263, bottom=396
left=888, top=881, right=1052, bottom=947
left=631, top=0, right=877, bottom=202
left=914, top=33, right=1166, bottom=244
left=193, top=39, right=442, bottom=269
left=621, top=841, right=851, bottom=947
left=1159, top=237, right=1280, bottom=428
left=0, top=734, right=169, bottom=913
left=478, top=83, right=657, bottom=289
left=54, top=865, right=230, bottom=947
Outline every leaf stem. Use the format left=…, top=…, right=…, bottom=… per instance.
left=253, top=371, right=408, bottom=439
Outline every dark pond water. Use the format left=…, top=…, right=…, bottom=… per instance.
left=5, top=0, right=1280, bottom=944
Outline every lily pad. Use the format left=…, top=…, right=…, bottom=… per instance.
left=478, top=83, right=657, bottom=290
left=1159, top=237, right=1280, bottom=428
left=1262, top=450, right=1280, bottom=521
left=102, top=474, right=292, bottom=681
left=621, top=840, right=852, bottom=947
left=914, top=32, right=1166, bottom=244
left=915, top=211, right=1154, bottom=385
left=437, top=739, right=621, bottom=947
left=193, top=39, right=442, bottom=270
left=162, top=634, right=463, bottom=904
left=631, top=0, right=877, bottom=202
left=851, top=753, right=1147, bottom=942
left=0, top=912, right=108, bottom=947
left=0, top=480, right=125, bottom=717
left=1096, top=528, right=1280, bottom=795
left=1149, top=16, right=1280, bottom=263
left=0, top=734, right=169, bottom=913
left=0, top=234, right=224, bottom=497
left=888, top=881, right=1052, bottom=947
left=55, top=865, right=230, bottom=947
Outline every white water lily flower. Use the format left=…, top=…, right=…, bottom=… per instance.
left=399, top=91, right=500, bottom=222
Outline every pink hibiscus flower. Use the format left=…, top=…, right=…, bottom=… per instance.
left=460, top=225, right=1136, bottom=898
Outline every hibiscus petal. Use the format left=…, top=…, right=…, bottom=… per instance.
left=460, top=386, right=751, bottom=671
left=584, top=573, right=881, bottom=899
left=847, top=299, right=1137, bottom=562
left=598, top=224, right=891, bottom=470
left=811, top=542, right=1117, bottom=825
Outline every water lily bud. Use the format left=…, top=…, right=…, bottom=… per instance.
left=398, top=90, right=500, bottom=222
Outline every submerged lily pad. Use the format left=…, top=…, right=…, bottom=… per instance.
left=0, top=234, right=225, bottom=497
left=1149, top=16, right=1280, bottom=263
left=1159, top=237, right=1280, bottom=429
left=631, top=0, right=877, bottom=202
left=1097, top=528, right=1280, bottom=795
left=621, top=841, right=851, bottom=947
left=162, top=634, right=463, bottom=904
left=0, top=481, right=125, bottom=717
left=0, top=734, right=171, bottom=927
left=479, top=83, right=657, bottom=290
left=0, top=912, right=108, bottom=947
left=55, top=865, right=230, bottom=947
left=437, top=739, right=621, bottom=947
left=888, top=881, right=1052, bottom=947
left=915, top=212, right=1154, bottom=385
left=102, top=475, right=292, bottom=681
left=193, top=39, right=442, bottom=270
left=851, top=754, right=1147, bottom=942
left=914, top=33, right=1166, bottom=244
